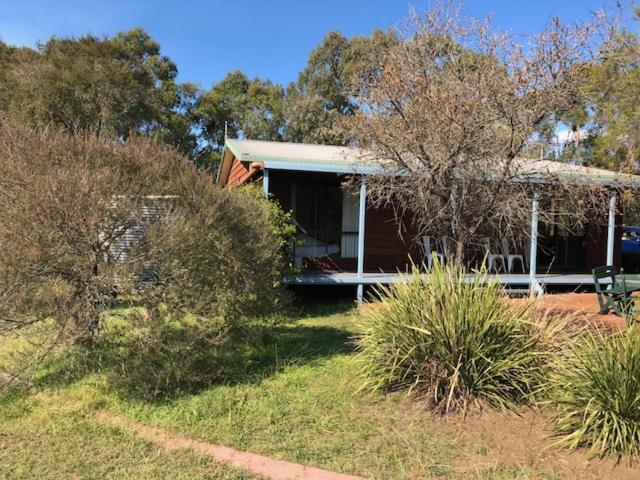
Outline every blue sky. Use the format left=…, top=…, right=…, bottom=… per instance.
left=0, top=0, right=633, bottom=89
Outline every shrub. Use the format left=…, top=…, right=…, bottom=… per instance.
left=547, top=328, right=640, bottom=460
left=0, top=118, right=292, bottom=386
left=97, top=305, right=235, bottom=399
left=355, top=262, right=560, bottom=415
left=139, top=184, right=294, bottom=320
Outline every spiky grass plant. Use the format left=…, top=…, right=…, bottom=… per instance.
left=355, top=261, right=561, bottom=415
left=548, top=328, right=640, bottom=460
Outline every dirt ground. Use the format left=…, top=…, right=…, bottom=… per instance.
left=449, top=409, right=640, bottom=480
left=527, top=292, right=626, bottom=330
left=361, top=292, right=627, bottom=330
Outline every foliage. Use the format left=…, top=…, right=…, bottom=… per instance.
left=0, top=119, right=291, bottom=386
left=338, top=3, right=616, bottom=258
left=140, top=184, right=291, bottom=320
left=284, top=30, right=397, bottom=145
left=0, top=29, right=200, bottom=156
left=96, top=306, right=236, bottom=399
left=355, top=262, right=563, bottom=414
left=547, top=328, right=640, bottom=461
left=195, top=71, right=285, bottom=167
left=559, top=5, right=640, bottom=173
left=0, top=118, right=175, bottom=344
left=249, top=185, right=297, bottom=274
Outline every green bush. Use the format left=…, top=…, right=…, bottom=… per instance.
left=355, top=262, right=561, bottom=415
left=139, top=183, right=293, bottom=321
left=97, top=305, right=237, bottom=399
left=547, top=328, right=640, bottom=460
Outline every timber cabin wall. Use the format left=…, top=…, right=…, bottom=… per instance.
left=584, top=211, right=623, bottom=271
left=250, top=168, right=623, bottom=274
left=227, top=158, right=253, bottom=186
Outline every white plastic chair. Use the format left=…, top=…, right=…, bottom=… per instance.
left=481, top=237, right=506, bottom=273
left=500, top=238, right=525, bottom=273
left=438, top=236, right=451, bottom=263
left=422, top=235, right=444, bottom=269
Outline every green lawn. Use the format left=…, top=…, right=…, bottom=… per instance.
left=0, top=301, right=635, bottom=480
left=0, top=389, right=261, bottom=479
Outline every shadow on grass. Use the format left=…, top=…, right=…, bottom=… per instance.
left=35, top=319, right=355, bottom=404
left=287, top=295, right=357, bottom=319
left=241, top=323, right=354, bottom=372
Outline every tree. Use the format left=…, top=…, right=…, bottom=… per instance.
left=147, top=81, right=201, bottom=159
left=284, top=30, right=397, bottom=144
left=1, top=29, right=199, bottom=156
left=578, top=7, right=640, bottom=172
left=339, top=4, right=620, bottom=259
left=195, top=71, right=285, bottom=168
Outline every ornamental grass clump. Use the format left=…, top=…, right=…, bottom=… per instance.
left=356, top=261, right=561, bottom=415
left=547, top=328, right=640, bottom=461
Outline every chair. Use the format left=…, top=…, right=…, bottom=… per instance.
left=481, top=237, right=506, bottom=273
left=422, top=235, right=444, bottom=270
left=437, top=236, right=451, bottom=263
left=592, top=266, right=623, bottom=315
left=616, top=274, right=639, bottom=326
left=500, top=238, right=526, bottom=273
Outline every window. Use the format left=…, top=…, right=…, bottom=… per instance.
left=341, top=190, right=359, bottom=258
left=291, top=179, right=360, bottom=259
left=293, top=182, right=342, bottom=247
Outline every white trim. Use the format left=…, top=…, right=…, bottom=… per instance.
left=529, top=191, right=543, bottom=298
left=356, top=178, right=367, bottom=303
left=606, top=195, right=616, bottom=265
left=262, top=160, right=380, bottom=175
left=263, top=169, right=270, bottom=199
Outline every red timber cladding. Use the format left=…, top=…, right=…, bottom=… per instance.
left=363, top=205, right=422, bottom=272
left=268, top=170, right=421, bottom=272
left=227, top=158, right=254, bottom=186
left=584, top=211, right=623, bottom=271
left=303, top=205, right=422, bottom=272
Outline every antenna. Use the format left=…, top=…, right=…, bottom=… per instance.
left=224, top=121, right=228, bottom=140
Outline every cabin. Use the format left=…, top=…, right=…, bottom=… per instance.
left=217, top=138, right=639, bottom=301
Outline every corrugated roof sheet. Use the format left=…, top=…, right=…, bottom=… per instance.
left=224, top=138, right=640, bottom=187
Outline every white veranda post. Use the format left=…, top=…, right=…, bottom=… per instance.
left=356, top=178, right=367, bottom=303
left=529, top=190, right=543, bottom=298
left=263, top=168, right=270, bottom=199
left=606, top=195, right=617, bottom=266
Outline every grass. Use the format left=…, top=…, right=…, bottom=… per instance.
left=0, top=299, right=636, bottom=479
left=0, top=389, right=261, bottom=479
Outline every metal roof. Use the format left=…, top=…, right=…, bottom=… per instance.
left=224, top=138, right=379, bottom=175
left=223, top=138, right=640, bottom=187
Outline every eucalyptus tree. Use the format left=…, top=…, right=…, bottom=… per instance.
left=195, top=71, right=286, bottom=167
left=284, top=30, right=397, bottom=145
left=1, top=29, right=199, bottom=156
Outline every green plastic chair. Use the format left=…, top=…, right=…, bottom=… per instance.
left=617, top=274, right=639, bottom=326
left=592, top=265, right=623, bottom=315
